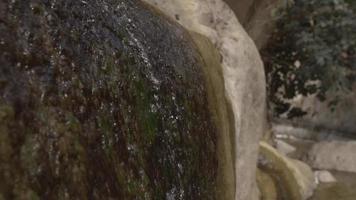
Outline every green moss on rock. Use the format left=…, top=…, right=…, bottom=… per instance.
left=0, top=0, right=218, bottom=199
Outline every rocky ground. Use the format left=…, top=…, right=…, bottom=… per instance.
left=258, top=128, right=356, bottom=200
left=284, top=138, right=356, bottom=200
left=310, top=171, right=356, bottom=200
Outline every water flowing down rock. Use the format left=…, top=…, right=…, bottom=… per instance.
left=141, top=1, right=267, bottom=200
left=188, top=32, right=236, bottom=200
left=0, top=0, right=220, bottom=199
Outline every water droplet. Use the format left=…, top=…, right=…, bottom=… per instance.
left=150, top=104, right=157, bottom=113
left=154, top=94, right=159, bottom=101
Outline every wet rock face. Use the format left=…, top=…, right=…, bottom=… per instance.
left=141, top=1, right=267, bottom=200
left=0, top=0, right=217, bottom=199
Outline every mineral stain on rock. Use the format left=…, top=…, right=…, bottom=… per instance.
left=0, top=0, right=218, bottom=199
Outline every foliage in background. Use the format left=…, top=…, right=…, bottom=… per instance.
left=263, top=0, right=356, bottom=118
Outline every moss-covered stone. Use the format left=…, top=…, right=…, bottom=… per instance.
left=0, top=0, right=218, bottom=199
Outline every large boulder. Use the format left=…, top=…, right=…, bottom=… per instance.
left=0, top=0, right=220, bottom=199
left=223, top=0, right=286, bottom=49
left=307, top=141, right=356, bottom=173
left=141, top=0, right=267, bottom=200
